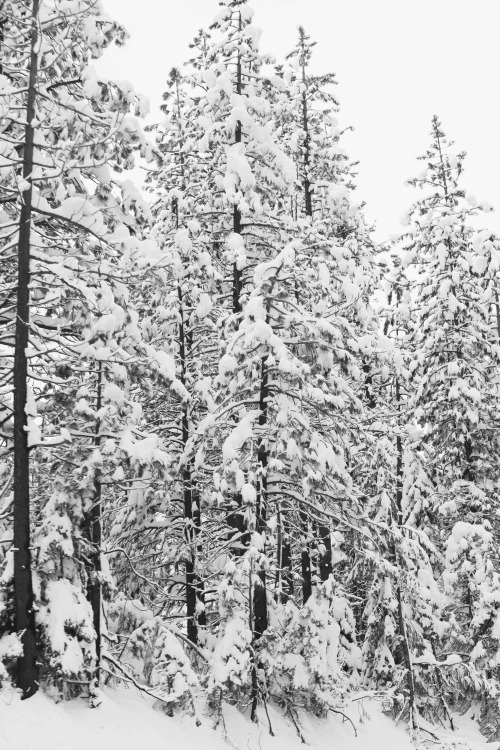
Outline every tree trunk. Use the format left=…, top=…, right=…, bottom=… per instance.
left=396, top=584, right=417, bottom=729
left=13, top=0, right=40, bottom=700
left=494, top=288, right=500, bottom=341
left=227, top=29, right=251, bottom=561
left=300, top=509, right=312, bottom=603
left=227, top=496, right=248, bottom=556
left=250, top=349, right=269, bottom=722
left=177, top=286, right=205, bottom=644
left=232, top=16, right=243, bottom=316
left=298, top=42, right=315, bottom=603
left=394, top=376, right=417, bottom=729
left=362, top=360, right=376, bottom=410
left=171, top=89, right=207, bottom=643
left=87, top=361, right=103, bottom=676
left=300, top=42, right=313, bottom=218
left=317, top=523, right=333, bottom=582
left=192, top=486, right=206, bottom=630
left=254, top=355, right=269, bottom=637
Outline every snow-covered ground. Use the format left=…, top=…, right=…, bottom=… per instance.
left=0, top=685, right=497, bottom=750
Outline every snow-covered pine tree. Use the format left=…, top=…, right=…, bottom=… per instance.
left=357, top=252, right=455, bottom=731
left=280, top=27, right=354, bottom=227
left=106, top=65, right=221, bottom=649
left=0, top=0, right=43, bottom=697
left=400, top=116, right=500, bottom=720
left=104, top=0, right=299, bottom=709
left=196, top=23, right=380, bottom=709
left=264, top=576, right=360, bottom=718
left=178, top=0, right=299, bottom=712
left=275, top=26, right=379, bottom=607
left=0, top=0, right=185, bottom=699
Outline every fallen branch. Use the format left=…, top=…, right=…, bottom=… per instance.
left=328, top=707, right=357, bottom=737
left=101, top=653, right=169, bottom=705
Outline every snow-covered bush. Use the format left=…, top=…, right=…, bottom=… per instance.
left=261, top=576, right=359, bottom=716
left=207, top=561, right=253, bottom=709
left=125, top=619, right=199, bottom=715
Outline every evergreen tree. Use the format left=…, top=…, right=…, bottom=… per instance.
left=145, top=0, right=297, bottom=699
left=0, top=0, right=181, bottom=698
left=276, top=26, right=379, bottom=604
left=399, top=115, right=500, bottom=721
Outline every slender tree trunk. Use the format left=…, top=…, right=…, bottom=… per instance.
left=227, top=27, right=251, bottom=558
left=13, top=0, right=40, bottom=700
left=183, top=469, right=198, bottom=644
left=177, top=286, right=205, bottom=644
left=178, top=292, right=196, bottom=643
left=87, top=361, right=103, bottom=675
left=229, top=169, right=245, bottom=547
left=298, top=43, right=317, bottom=602
left=317, top=523, right=332, bottom=582
left=227, top=499, right=248, bottom=555
left=250, top=306, right=270, bottom=723
left=300, top=509, right=312, bottom=603
left=192, top=486, right=206, bottom=630
left=396, top=585, right=417, bottom=729
left=254, top=355, right=269, bottom=637
left=232, top=36, right=243, bottom=315
left=463, top=437, right=475, bottom=484
left=182, top=427, right=206, bottom=642
left=250, top=361, right=268, bottom=723
left=281, top=531, right=293, bottom=600
left=300, top=45, right=313, bottom=218
left=362, top=360, right=376, bottom=410
left=494, top=288, right=500, bottom=341
left=171, top=82, right=206, bottom=642
left=0, top=15, right=4, bottom=76
left=394, top=376, right=417, bottom=729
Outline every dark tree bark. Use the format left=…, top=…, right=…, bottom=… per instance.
left=226, top=15, right=254, bottom=567
left=227, top=499, right=248, bottom=556
left=254, top=355, right=269, bottom=638
left=251, top=353, right=270, bottom=723
left=317, top=523, right=333, bottom=582
left=183, top=470, right=198, bottom=644
left=87, top=490, right=102, bottom=671
left=228, top=19, right=245, bottom=551
left=362, top=360, right=377, bottom=410
left=394, top=375, right=417, bottom=728
left=171, top=74, right=206, bottom=643
left=297, top=33, right=317, bottom=604
left=13, top=0, right=40, bottom=700
left=300, top=57, right=313, bottom=218
left=192, top=486, right=206, bottom=631
left=177, top=287, right=206, bottom=644
left=86, top=362, right=102, bottom=675
left=300, top=509, right=312, bottom=604
left=232, top=12, right=243, bottom=316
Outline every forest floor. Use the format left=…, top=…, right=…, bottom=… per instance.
left=0, top=684, right=497, bottom=750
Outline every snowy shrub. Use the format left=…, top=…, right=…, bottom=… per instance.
left=107, top=592, right=155, bottom=638
left=36, top=577, right=96, bottom=700
left=261, top=576, right=360, bottom=716
left=121, top=618, right=199, bottom=715
left=0, top=633, right=22, bottom=685
left=33, top=484, right=98, bottom=699
left=442, top=520, right=500, bottom=723
left=207, top=562, right=253, bottom=709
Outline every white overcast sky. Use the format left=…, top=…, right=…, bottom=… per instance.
left=100, top=0, right=500, bottom=240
